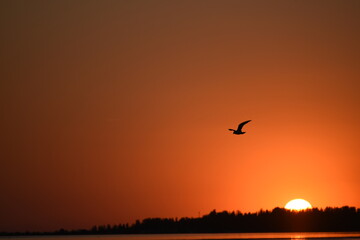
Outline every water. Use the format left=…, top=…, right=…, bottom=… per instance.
left=1, top=233, right=360, bottom=240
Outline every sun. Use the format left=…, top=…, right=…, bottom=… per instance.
left=285, top=199, right=312, bottom=211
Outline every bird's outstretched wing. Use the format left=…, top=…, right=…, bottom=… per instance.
left=237, top=120, right=251, bottom=131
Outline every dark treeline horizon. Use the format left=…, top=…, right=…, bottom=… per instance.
left=2, top=206, right=360, bottom=236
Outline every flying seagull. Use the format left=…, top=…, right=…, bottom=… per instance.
left=229, top=120, right=251, bottom=135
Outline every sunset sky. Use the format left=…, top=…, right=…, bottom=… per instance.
left=1, top=0, right=360, bottom=232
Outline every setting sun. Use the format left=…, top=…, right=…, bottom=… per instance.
left=285, top=199, right=312, bottom=211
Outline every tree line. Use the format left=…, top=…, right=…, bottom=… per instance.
left=1, top=206, right=360, bottom=236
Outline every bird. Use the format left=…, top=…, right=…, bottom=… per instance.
left=229, top=120, right=251, bottom=135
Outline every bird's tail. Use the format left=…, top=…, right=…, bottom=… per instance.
left=228, top=129, right=235, bottom=131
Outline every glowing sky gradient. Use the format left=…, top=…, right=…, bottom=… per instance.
left=1, top=0, right=359, bottom=232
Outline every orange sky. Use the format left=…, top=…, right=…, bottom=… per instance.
left=1, top=0, right=360, bottom=232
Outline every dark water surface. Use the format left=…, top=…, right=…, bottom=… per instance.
left=2, top=233, right=360, bottom=240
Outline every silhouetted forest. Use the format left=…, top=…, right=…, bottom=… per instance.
left=1, top=206, right=360, bottom=236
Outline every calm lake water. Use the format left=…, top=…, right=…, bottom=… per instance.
left=2, top=233, right=360, bottom=240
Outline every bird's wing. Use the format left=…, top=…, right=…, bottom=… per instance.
left=237, top=120, right=251, bottom=131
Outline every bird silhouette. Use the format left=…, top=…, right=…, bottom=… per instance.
left=229, top=120, right=251, bottom=135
